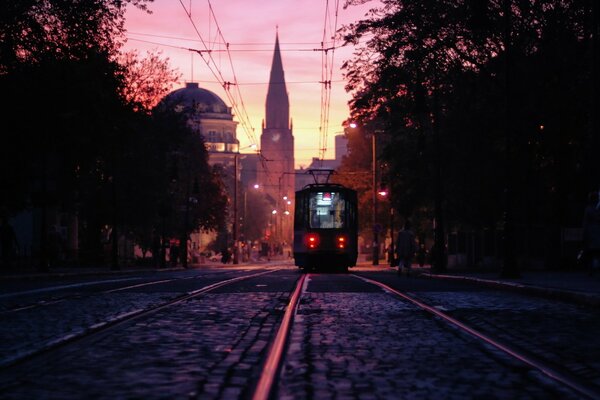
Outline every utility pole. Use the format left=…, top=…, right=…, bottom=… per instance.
left=233, top=153, right=239, bottom=264
left=389, top=207, right=395, bottom=267
left=372, top=131, right=379, bottom=265
left=592, top=0, right=600, bottom=189
left=432, top=83, right=446, bottom=273
left=181, top=180, right=190, bottom=269
left=501, top=0, right=519, bottom=278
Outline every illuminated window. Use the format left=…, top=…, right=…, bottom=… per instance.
left=309, top=192, right=346, bottom=229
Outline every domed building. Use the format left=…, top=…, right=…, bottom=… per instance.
left=158, top=82, right=242, bottom=257
left=161, top=82, right=239, bottom=164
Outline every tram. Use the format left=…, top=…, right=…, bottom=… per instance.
left=293, top=183, right=358, bottom=272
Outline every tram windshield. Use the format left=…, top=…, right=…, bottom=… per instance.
left=308, top=191, right=346, bottom=229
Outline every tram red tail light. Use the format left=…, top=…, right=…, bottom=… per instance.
left=305, top=233, right=320, bottom=249
left=336, top=235, right=346, bottom=249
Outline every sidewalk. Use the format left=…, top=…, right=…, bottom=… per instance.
left=420, top=268, right=600, bottom=308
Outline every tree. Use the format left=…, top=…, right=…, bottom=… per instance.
left=333, top=123, right=373, bottom=237
left=0, top=0, right=229, bottom=267
left=119, top=50, right=182, bottom=113
left=242, top=190, right=272, bottom=243
left=341, top=1, right=595, bottom=269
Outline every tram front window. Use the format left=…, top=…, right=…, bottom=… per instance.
left=309, top=192, right=346, bottom=228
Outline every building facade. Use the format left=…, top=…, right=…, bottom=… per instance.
left=160, top=82, right=240, bottom=252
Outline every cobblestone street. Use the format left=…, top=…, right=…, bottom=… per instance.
left=0, top=265, right=598, bottom=399
left=278, top=275, right=585, bottom=399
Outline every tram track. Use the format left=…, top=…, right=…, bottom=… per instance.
left=352, top=273, right=600, bottom=400
left=0, top=269, right=279, bottom=372
left=0, top=269, right=258, bottom=315
left=0, top=277, right=184, bottom=315
left=2, top=268, right=597, bottom=399
left=252, top=271, right=599, bottom=399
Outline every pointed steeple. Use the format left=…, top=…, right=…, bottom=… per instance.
left=265, top=32, right=290, bottom=130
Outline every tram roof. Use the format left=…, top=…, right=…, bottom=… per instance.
left=298, top=183, right=355, bottom=192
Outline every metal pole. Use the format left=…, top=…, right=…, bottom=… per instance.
left=182, top=183, right=190, bottom=269
left=372, top=131, right=379, bottom=265
left=233, top=153, right=239, bottom=264
left=160, top=210, right=166, bottom=269
left=501, top=0, right=518, bottom=278
left=390, top=207, right=395, bottom=267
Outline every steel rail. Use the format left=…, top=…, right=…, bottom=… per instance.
left=353, top=274, right=600, bottom=400
left=0, top=277, right=143, bottom=299
left=1, top=276, right=195, bottom=314
left=252, top=273, right=308, bottom=400
left=0, top=269, right=279, bottom=371
left=1, top=270, right=247, bottom=314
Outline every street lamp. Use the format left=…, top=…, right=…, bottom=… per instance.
left=233, top=143, right=258, bottom=265
left=347, top=121, right=381, bottom=266
left=241, top=182, right=260, bottom=250
left=372, top=130, right=382, bottom=266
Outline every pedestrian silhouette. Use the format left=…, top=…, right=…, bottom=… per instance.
left=221, top=247, right=231, bottom=264
left=395, top=220, right=416, bottom=276
left=1, top=217, right=19, bottom=270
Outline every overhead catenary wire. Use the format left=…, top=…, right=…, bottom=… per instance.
left=127, top=31, right=339, bottom=47
left=177, top=0, right=258, bottom=151
left=146, top=1, right=349, bottom=181
left=127, top=36, right=339, bottom=52
left=203, top=0, right=281, bottom=188
left=126, top=39, right=344, bottom=86
left=317, top=0, right=341, bottom=165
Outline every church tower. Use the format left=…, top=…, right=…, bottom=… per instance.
left=259, top=31, right=295, bottom=244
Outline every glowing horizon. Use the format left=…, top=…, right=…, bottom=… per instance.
left=123, top=0, right=377, bottom=169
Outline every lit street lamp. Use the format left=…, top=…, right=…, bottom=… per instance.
left=233, top=144, right=258, bottom=264
left=347, top=121, right=381, bottom=266
left=372, top=130, right=384, bottom=265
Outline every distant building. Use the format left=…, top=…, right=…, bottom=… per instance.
left=160, top=82, right=239, bottom=167
left=159, top=82, right=242, bottom=251
left=335, top=133, right=349, bottom=162
left=294, top=133, right=349, bottom=191
left=256, top=32, right=295, bottom=244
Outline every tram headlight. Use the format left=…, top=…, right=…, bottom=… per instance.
left=305, top=233, right=320, bottom=249
left=336, top=235, right=346, bottom=249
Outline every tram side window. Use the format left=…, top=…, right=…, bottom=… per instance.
left=294, top=193, right=307, bottom=229
left=309, top=192, right=346, bottom=228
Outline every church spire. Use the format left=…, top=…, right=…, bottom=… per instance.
left=265, top=31, right=290, bottom=130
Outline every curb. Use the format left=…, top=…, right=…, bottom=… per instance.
left=422, top=273, right=600, bottom=309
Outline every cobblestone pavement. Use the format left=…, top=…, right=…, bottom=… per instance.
left=0, top=292, right=177, bottom=367
left=410, top=290, right=600, bottom=389
left=0, top=271, right=243, bottom=368
left=1, top=266, right=597, bottom=399
left=278, top=274, right=586, bottom=400
left=0, top=269, right=298, bottom=399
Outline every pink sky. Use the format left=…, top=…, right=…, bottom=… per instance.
left=124, top=0, right=377, bottom=168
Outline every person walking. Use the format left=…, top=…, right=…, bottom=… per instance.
left=221, top=246, right=231, bottom=264
left=582, top=190, right=600, bottom=276
left=395, top=220, right=416, bottom=276
left=0, top=217, right=19, bottom=271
